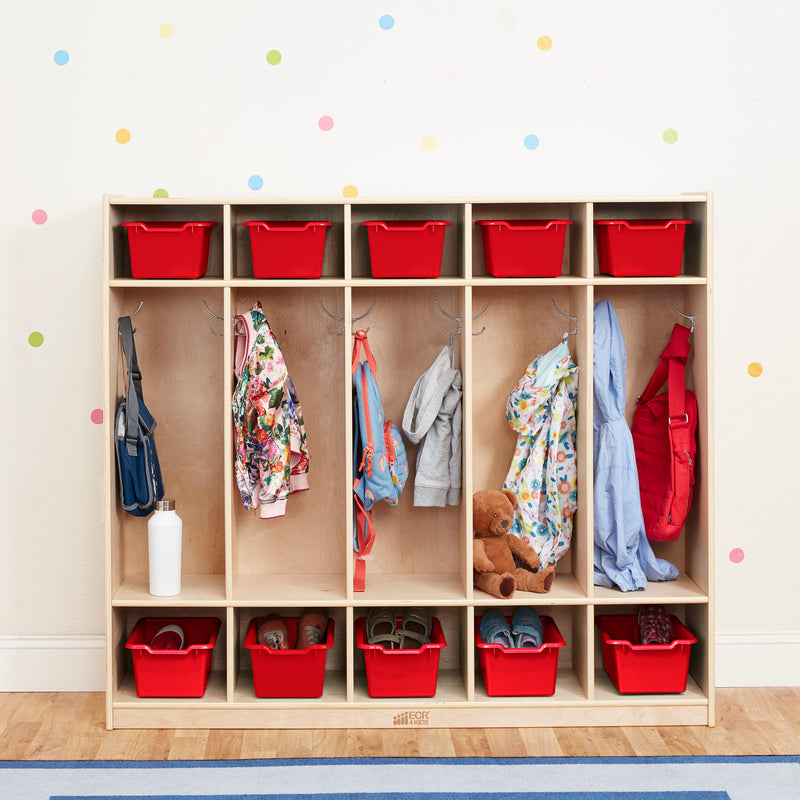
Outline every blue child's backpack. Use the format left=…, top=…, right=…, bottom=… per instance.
left=352, top=330, right=408, bottom=591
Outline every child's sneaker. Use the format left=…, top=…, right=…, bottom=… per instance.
left=297, top=608, right=328, bottom=649
left=512, top=606, right=544, bottom=648
left=257, top=614, right=289, bottom=649
left=479, top=609, right=514, bottom=648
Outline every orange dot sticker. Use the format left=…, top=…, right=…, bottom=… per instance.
left=537, top=35, right=553, bottom=51
left=747, top=362, right=763, bottom=377
left=115, top=128, right=131, bottom=144
left=343, top=185, right=358, bottom=198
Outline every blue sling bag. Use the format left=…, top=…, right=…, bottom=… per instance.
left=114, top=315, right=164, bottom=517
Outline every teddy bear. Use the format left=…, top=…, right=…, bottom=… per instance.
left=473, top=488, right=555, bottom=598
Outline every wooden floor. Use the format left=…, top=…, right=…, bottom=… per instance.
left=1, top=688, right=799, bottom=760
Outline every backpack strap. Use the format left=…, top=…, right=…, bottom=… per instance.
left=118, top=316, right=143, bottom=457
left=353, top=483, right=375, bottom=592
left=636, top=323, right=691, bottom=425
left=351, top=329, right=377, bottom=376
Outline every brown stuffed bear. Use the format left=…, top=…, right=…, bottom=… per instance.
left=473, top=489, right=555, bottom=598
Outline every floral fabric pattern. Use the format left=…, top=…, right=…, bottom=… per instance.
left=232, top=302, right=308, bottom=519
left=503, top=335, right=578, bottom=567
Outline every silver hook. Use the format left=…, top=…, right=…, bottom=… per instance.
left=667, top=297, right=695, bottom=334
left=318, top=299, right=375, bottom=336
left=202, top=299, right=224, bottom=337
left=434, top=299, right=462, bottom=347
left=551, top=299, right=578, bottom=337
left=119, top=301, right=144, bottom=334
left=471, top=299, right=491, bottom=336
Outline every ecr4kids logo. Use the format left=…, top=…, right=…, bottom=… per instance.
left=393, top=710, right=430, bottom=726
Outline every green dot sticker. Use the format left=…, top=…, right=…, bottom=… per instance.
left=153, top=188, right=169, bottom=198
left=663, top=128, right=679, bottom=144
left=266, top=50, right=282, bottom=66
left=28, top=331, right=44, bottom=347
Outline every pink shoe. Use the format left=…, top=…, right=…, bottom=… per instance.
left=297, top=608, right=328, bottom=649
left=257, top=614, right=289, bottom=649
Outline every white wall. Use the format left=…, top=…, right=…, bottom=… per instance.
left=1, top=0, right=798, bottom=689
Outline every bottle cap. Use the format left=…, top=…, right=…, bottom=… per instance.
left=156, top=498, right=175, bottom=511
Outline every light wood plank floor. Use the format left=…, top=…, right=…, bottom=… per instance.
left=1, top=688, right=798, bottom=760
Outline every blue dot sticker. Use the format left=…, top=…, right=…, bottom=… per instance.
left=54, top=50, right=69, bottom=66
left=248, top=174, right=264, bottom=191
left=524, top=134, right=540, bottom=150
left=379, top=14, right=395, bottom=30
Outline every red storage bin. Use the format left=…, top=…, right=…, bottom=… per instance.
left=362, top=220, right=451, bottom=278
left=594, top=219, right=691, bottom=277
left=475, top=615, right=565, bottom=697
left=244, top=221, right=332, bottom=279
left=243, top=616, right=335, bottom=698
left=596, top=614, right=697, bottom=694
left=121, top=221, right=216, bottom=279
left=355, top=615, right=447, bottom=697
left=476, top=220, right=572, bottom=277
left=125, top=617, right=221, bottom=698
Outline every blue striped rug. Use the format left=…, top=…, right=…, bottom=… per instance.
left=1, top=756, right=798, bottom=800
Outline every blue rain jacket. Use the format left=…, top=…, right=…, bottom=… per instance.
left=592, top=299, right=678, bottom=591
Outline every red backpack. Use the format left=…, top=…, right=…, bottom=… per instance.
left=632, top=324, right=697, bottom=542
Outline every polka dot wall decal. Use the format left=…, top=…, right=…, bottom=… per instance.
left=729, top=547, right=745, bottom=564
left=266, top=50, right=282, bottom=65
left=115, top=128, right=131, bottom=144
left=379, top=14, right=395, bottom=30
left=153, top=188, right=169, bottom=198
left=343, top=185, right=359, bottom=198
left=747, top=361, right=763, bottom=377
left=248, top=174, right=264, bottom=191
left=159, top=23, right=174, bottom=39
left=319, top=115, right=334, bottom=132
left=537, top=35, right=552, bottom=51
left=663, top=128, right=679, bottom=144
left=421, top=136, right=437, bottom=151
left=32, top=209, right=48, bottom=225
left=28, top=331, right=44, bottom=347
left=524, top=134, right=540, bottom=150
left=54, top=50, right=69, bottom=66
left=90, top=409, right=104, bottom=425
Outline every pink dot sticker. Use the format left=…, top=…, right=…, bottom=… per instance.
left=32, top=209, right=48, bottom=225
left=90, top=409, right=104, bottom=425
left=318, top=115, right=334, bottom=131
left=729, top=547, right=744, bottom=564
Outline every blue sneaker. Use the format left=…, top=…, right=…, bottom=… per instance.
left=479, top=609, right=514, bottom=648
left=512, top=606, right=544, bottom=648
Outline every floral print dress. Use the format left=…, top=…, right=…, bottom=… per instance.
left=503, top=335, right=578, bottom=567
left=232, top=302, right=308, bottom=519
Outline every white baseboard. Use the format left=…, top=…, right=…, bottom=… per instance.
left=0, top=636, right=105, bottom=691
left=715, top=632, right=800, bottom=687
left=1, top=634, right=798, bottom=691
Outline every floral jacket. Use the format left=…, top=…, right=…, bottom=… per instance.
left=232, top=302, right=308, bottom=518
left=503, top=335, right=578, bottom=567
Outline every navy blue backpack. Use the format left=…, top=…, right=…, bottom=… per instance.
left=115, top=316, right=164, bottom=517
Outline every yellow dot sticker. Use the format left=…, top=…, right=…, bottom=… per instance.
left=747, top=362, right=763, bottom=377
left=421, top=135, right=437, bottom=151
left=537, top=35, right=552, bottom=51
left=159, top=23, right=174, bottom=39
left=115, top=128, right=131, bottom=144
left=343, top=185, right=359, bottom=198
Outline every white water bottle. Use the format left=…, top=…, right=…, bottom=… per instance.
left=148, top=499, right=182, bottom=596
